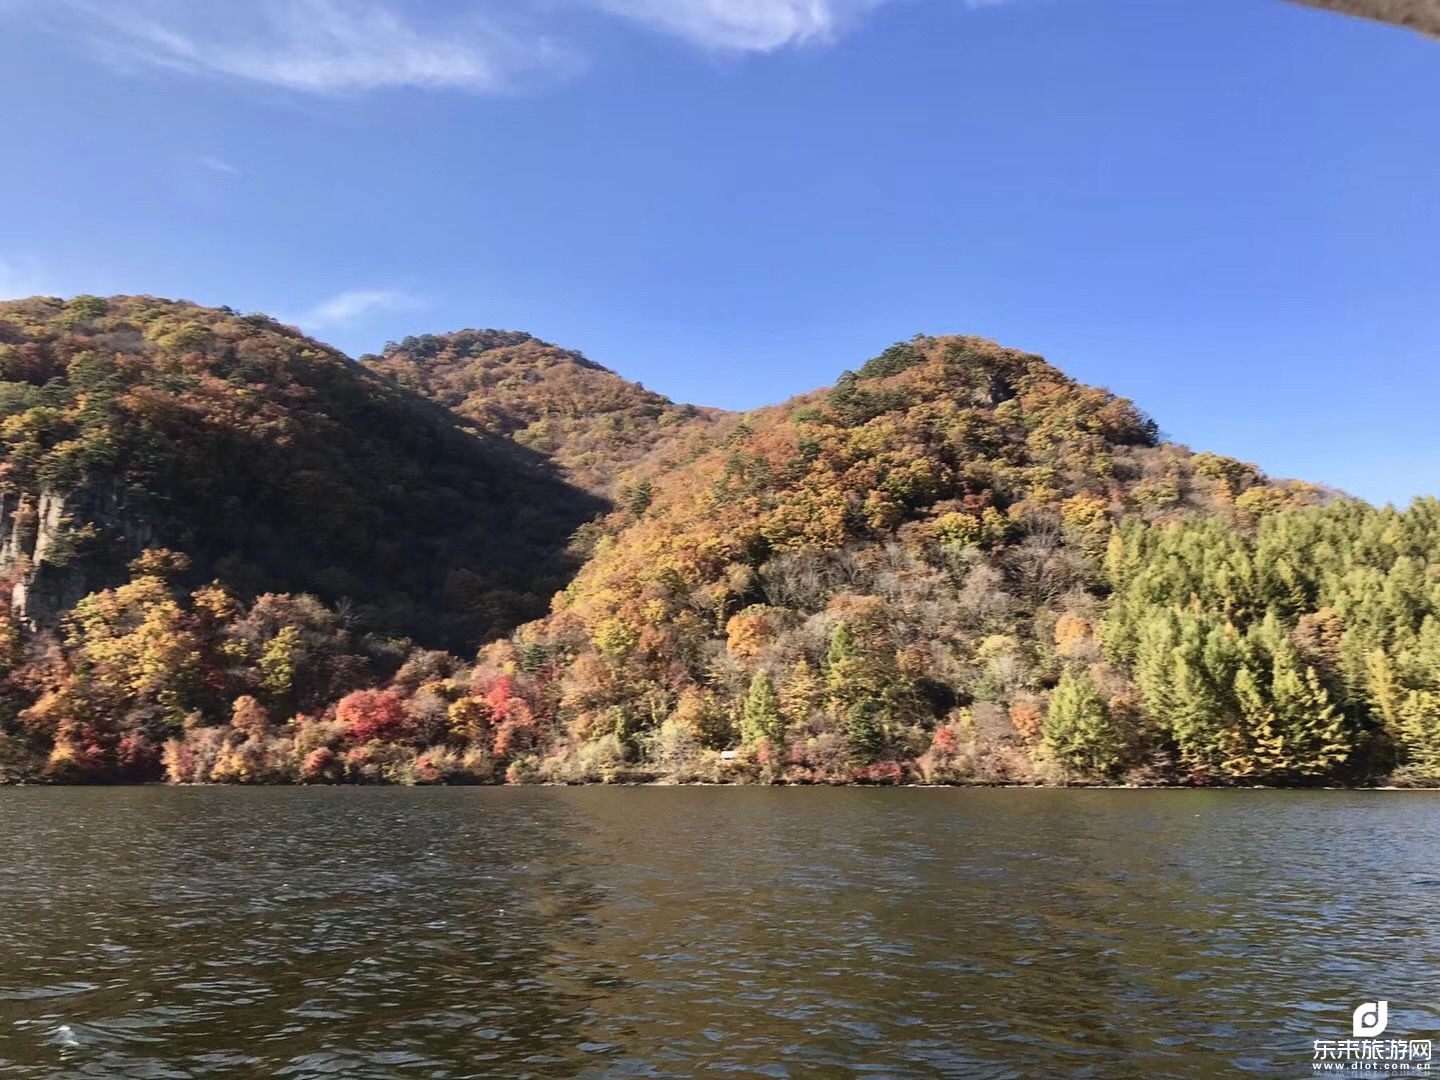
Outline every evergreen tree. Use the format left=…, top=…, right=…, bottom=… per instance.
left=780, top=659, right=824, bottom=730
left=1043, top=668, right=1123, bottom=777
left=1228, top=663, right=1284, bottom=779
left=1267, top=646, right=1350, bottom=777
left=1168, top=651, right=1230, bottom=774
left=825, top=622, right=866, bottom=710
left=1399, top=690, right=1440, bottom=780
left=1248, top=612, right=1350, bottom=778
left=1131, top=611, right=1179, bottom=720
left=845, top=697, right=886, bottom=762
left=740, top=670, right=783, bottom=748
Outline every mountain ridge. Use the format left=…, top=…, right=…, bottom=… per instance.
left=2, top=294, right=1438, bottom=789
left=361, top=329, right=733, bottom=498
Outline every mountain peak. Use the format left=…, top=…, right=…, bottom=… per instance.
left=364, top=329, right=726, bottom=497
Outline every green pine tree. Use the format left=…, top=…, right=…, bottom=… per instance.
left=740, top=670, right=784, bottom=749
left=1042, top=668, right=1123, bottom=777
left=1399, top=689, right=1440, bottom=780
left=845, top=697, right=886, bottom=762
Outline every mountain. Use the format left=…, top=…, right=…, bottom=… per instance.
left=503, top=334, right=1344, bottom=784
left=3, top=304, right=1439, bottom=789
left=0, top=296, right=602, bottom=650
left=362, top=331, right=728, bottom=498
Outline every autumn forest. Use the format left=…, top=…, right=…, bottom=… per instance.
left=0, top=294, right=1436, bottom=787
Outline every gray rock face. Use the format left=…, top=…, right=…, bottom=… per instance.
left=0, top=487, right=153, bottom=630
left=1290, top=0, right=1440, bottom=36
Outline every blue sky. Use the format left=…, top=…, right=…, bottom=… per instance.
left=0, top=0, right=1436, bottom=505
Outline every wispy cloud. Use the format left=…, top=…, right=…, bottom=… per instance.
left=63, top=0, right=573, bottom=94
left=198, top=155, right=240, bottom=176
left=291, top=288, right=419, bottom=331
left=586, top=0, right=895, bottom=52
left=9, top=0, right=921, bottom=96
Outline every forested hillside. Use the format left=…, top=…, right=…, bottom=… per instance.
left=497, top=335, right=1359, bottom=785
left=363, top=331, right=729, bottom=497
left=0, top=296, right=600, bottom=648
left=0, top=304, right=1435, bottom=787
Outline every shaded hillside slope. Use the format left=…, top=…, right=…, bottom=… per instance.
left=0, top=296, right=602, bottom=649
left=363, top=331, right=729, bottom=498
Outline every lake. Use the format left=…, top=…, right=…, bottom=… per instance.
left=0, top=788, right=1435, bottom=1078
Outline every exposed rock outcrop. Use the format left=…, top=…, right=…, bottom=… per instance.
left=0, top=486, right=153, bottom=630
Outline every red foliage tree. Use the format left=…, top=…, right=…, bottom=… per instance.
left=300, top=746, right=340, bottom=783
left=116, top=732, right=161, bottom=778
left=484, top=676, right=539, bottom=760
left=336, top=688, right=410, bottom=744
left=931, top=725, right=960, bottom=756
left=484, top=675, right=518, bottom=716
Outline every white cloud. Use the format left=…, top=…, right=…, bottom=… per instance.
left=291, top=289, right=419, bottom=330
left=198, top=155, right=240, bottom=176
left=10, top=0, right=926, bottom=96
left=65, top=0, right=572, bottom=94
left=585, top=0, right=894, bottom=52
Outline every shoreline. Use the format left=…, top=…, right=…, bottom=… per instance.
left=2, top=779, right=1437, bottom=791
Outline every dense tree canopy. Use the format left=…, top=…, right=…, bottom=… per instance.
left=1, top=307, right=1427, bottom=788
left=362, top=330, right=729, bottom=498
left=1102, top=501, right=1440, bottom=783
left=0, top=296, right=600, bottom=649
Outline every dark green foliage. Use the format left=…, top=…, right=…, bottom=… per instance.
left=1043, top=668, right=1123, bottom=777
left=740, top=670, right=783, bottom=748
left=1103, top=501, right=1440, bottom=782
left=857, top=340, right=928, bottom=381
left=844, top=698, right=887, bottom=762
left=0, top=296, right=602, bottom=649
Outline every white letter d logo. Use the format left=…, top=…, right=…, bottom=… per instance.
left=1353, top=1000, right=1388, bottom=1038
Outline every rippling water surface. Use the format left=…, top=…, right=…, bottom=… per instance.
left=0, top=787, right=1436, bottom=1078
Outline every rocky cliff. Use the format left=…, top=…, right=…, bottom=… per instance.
left=0, top=486, right=156, bottom=629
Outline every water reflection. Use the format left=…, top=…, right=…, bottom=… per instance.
left=0, top=788, right=1436, bottom=1077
